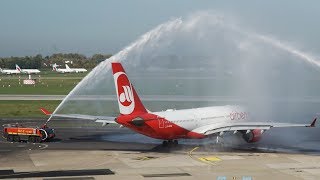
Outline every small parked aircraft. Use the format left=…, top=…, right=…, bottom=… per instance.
left=16, top=64, right=40, bottom=74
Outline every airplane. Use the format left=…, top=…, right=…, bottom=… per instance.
left=41, top=62, right=317, bottom=147
left=65, top=64, right=87, bottom=73
left=0, top=67, right=20, bottom=75
left=52, top=63, right=73, bottom=73
left=16, top=64, right=40, bottom=74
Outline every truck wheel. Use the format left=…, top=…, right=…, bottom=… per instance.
left=35, top=137, right=41, bottom=143
left=13, top=135, right=20, bottom=142
left=7, top=135, right=13, bottom=142
left=28, top=136, right=35, bottom=143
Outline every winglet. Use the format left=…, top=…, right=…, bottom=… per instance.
left=40, top=108, right=52, bottom=115
left=308, top=118, right=317, bottom=127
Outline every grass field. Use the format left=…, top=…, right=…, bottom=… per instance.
left=0, top=70, right=88, bottom=94
left=0, top=70, right=87, bottom=117
left=0, top=71, right=86, bottom=117
left=0, top=69, right=89, bottom=77
left=0, top=79, right=79, bottom=95
left=0, top=100, right=60, bottom=118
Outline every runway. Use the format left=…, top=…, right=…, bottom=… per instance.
left=0, top=94, right=245, bottom=101
left=0, top=95, right=66, bottom=100
left=1, top=118, right=320, bottom=179
left=0, top=94, right=241, bottom=101
left=3, top=94, right=320, bottom=102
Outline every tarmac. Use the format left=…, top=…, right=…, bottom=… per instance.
left=1, top=118, right=320, bottom=180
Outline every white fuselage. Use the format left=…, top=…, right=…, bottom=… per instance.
left=0, top=69, right=20, bottom=75
left=21, top=69, right=41, bottom=74
left=65, top=64, right=87, bottom=73
left=69, top=68, right=87, bottom=73
left=55, top=68, right=73, bottom=73
left=153, top=105, right=248, bottom=131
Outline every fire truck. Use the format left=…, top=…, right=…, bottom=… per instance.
left=3, top=124, right=55, bottom=143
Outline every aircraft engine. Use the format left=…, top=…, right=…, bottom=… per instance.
left=241, top=129, right=263, bottom=143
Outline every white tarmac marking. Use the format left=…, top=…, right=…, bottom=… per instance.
left=39, top=144, right=48, bottom=150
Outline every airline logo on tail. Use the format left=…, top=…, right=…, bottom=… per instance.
left=15, top=64, right=21, bottom=72
left=114, top=71, right=135, bottom=114
left=119, top=85, right=134, bottom=105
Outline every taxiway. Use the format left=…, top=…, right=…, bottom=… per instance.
left=1, top=118, right=320, bottom=179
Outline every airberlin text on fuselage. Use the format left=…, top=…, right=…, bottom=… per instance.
left=229, top=111, right=249, bottom=120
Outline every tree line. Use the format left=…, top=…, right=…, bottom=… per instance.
left=0, top=53, right=112, bottom=69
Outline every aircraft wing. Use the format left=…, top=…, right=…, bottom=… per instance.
left=193, top=118, right=317, bottom=136
left=53, top=113, right=115, bottom=121
left=51, top=114, right=117, bottom=126
left=40, top=108, right=117, bottom=126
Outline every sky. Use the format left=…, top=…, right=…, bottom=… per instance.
left=0, top=0, right=319, bottom=57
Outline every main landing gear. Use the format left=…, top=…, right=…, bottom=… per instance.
left=162, top=140, right=178, bottom=147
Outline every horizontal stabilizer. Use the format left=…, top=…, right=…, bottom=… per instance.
left=40, top=107, right=52, bottom=115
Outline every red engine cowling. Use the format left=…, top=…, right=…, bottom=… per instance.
left=242, top=129, right=263, bottom=143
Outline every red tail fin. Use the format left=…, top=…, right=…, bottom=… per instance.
left=15, top=64, right=21, bottom=72
left=111, top=62, right=147, bottom=115
left=40, top=107, right=52, bottom=115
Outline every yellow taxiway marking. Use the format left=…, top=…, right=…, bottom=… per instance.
left=133, top=156, right=158, bottom=161
left=188, top=146, right=199, bottom=161
left=198, top=156, right=221, bottom=162
left=188, top=146, right=221, bottom=166
left=136, top=157, right=151, bottom=161
left=188, top=146, right=199, bottom=157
